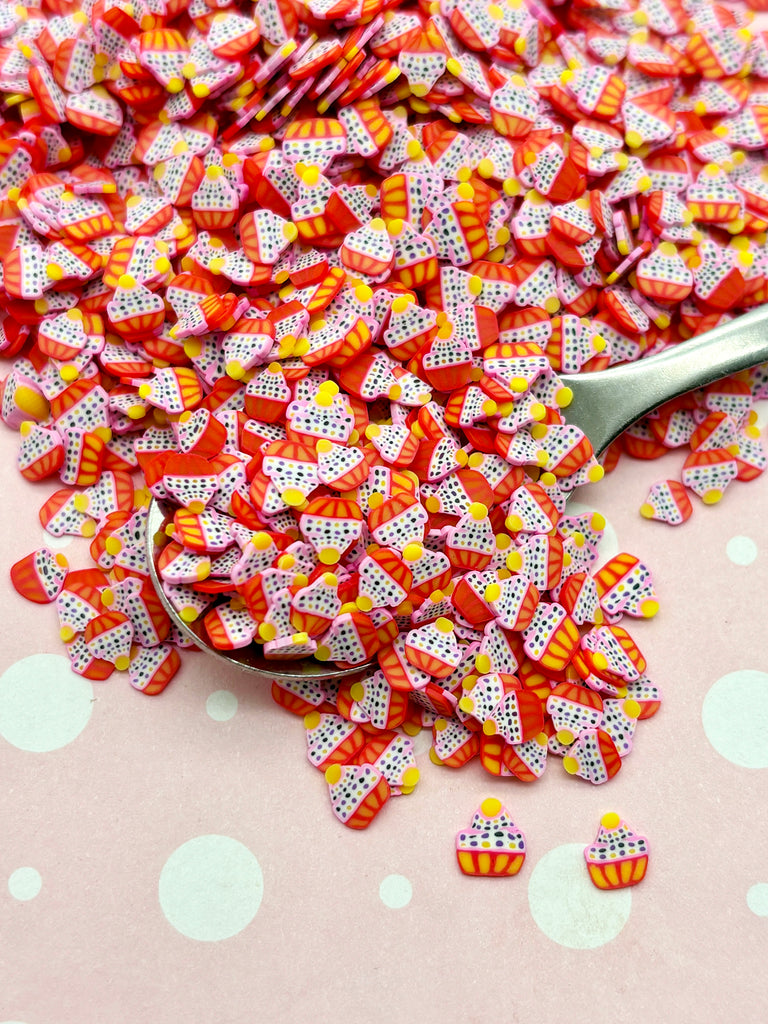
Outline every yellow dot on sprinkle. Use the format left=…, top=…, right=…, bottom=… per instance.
left=588, top=465, right=605, bottom=483
left=282, top=488, right=308, bottom=509
left=530, top=423, right=548, bottom=441
left=505, top=511, right=524, bottom=532
left=544, top=296, right=561, bottom=315
left=484, top=582, right=501, bottom=603
left=479, top=796, right=502, bottom=820
left=468, top=275, right=483, bottom=297
left=324, top=763, right=343, bottom=785
left=257, top=621, right=277, bottom=642
left=623, top=698, right=642, bottom=721
left=118, top=274, right=136, bottom=290
left=640, top=597, right=659, bottom=619
left=475, top=653, right=491, bottom=675
left=60, top=626, right=75, bottom=643
left=402, top=543, right=422, bottom=562
left=507, top=551, right=524, bottom=572
left=177, top=605, right=199, bottom=625
left=598, top=810, right=628, bottom=837
left=317, top=547, right=339, bottom=565
left=591, top=652, right=608, bottom=673
left=433, top=617, right=452, bottom=635
left=562, top=755, right=579, bottom=775
left=456, top=182, right=474, bottom=201
left=625, top=130, right=644, bottom=150
left=503, top=178, right=521, bottom=197
left=406, top=138, right=424, bottom=160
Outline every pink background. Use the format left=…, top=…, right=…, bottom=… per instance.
left=1, top=403, right=767, bottom=1023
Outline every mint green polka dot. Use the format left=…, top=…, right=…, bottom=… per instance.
left=379, top=874, right=412, bottom=909
left=528, top=844, right=631, bottom=949
left=206, top=690, right=238, bottom=721
left=159, top=835, right=263, bottom=941
left=747, top=883, right=768, bottom=916
left=8, top=867, right=42, bottom=901
left=726, top=536, right=758, bottom=566
left=702, top=671, right=768, bottom=768
left=0, top=654, right=93, bottom=752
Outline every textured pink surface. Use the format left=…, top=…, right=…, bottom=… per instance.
left=2, top=414, right=768, bottom=1023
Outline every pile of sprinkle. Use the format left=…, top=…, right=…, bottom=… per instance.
left=1, top=0, right=767, bottom=828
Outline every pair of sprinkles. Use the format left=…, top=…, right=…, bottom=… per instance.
left=454, top=802, right=649, bottom=888
left=0, top=0, right=766, bottom=841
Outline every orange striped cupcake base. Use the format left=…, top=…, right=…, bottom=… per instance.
left=585, top=813, right=649, bottom=890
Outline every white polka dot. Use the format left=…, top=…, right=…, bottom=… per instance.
left=565, top=501, right=619, bottom=564
left=159, top=835, right=263, bottom=941
left=409, top=728, right=433, bottom=757
left=0, top=654, right=93, bottom=752
left=8, top=867, right=42, bottom=901
left=702, top=670, right=768, bottom=769
left=40, top=528, right=73, bottom=551
left=726, top=535, right=758, bottom=566
left=751, top=399, right=768, bottom=432
left=747, top=883, right=768, bottom=916
left=206, top=690, right=238, bottom=721
left=528, top=843, right=632, bottom=948
left=379, top=873, right=412, bottom=909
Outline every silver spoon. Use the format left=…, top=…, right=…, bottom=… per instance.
left=146, top=304, right=768, bottom=682
left=561, top=303, right=768, bottom=456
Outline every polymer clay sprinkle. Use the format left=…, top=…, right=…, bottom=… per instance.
left=455, top=797, right=527, bottom=877
left=584, top=812, right=649, bottom=890
left=0, top=0, right=766, bottom=844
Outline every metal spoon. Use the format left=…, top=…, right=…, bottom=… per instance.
left=561, top=303, right=768, bottom=457
left=146, top=304, right=768, bottom=682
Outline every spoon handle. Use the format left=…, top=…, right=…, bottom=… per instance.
left=560, top=304, right=768, bottom=457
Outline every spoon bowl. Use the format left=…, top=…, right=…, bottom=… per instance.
left=146, top=499, right=374, bottom=683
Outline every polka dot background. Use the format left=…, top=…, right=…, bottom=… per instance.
left=1, top=406, right=768, bottom=1018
